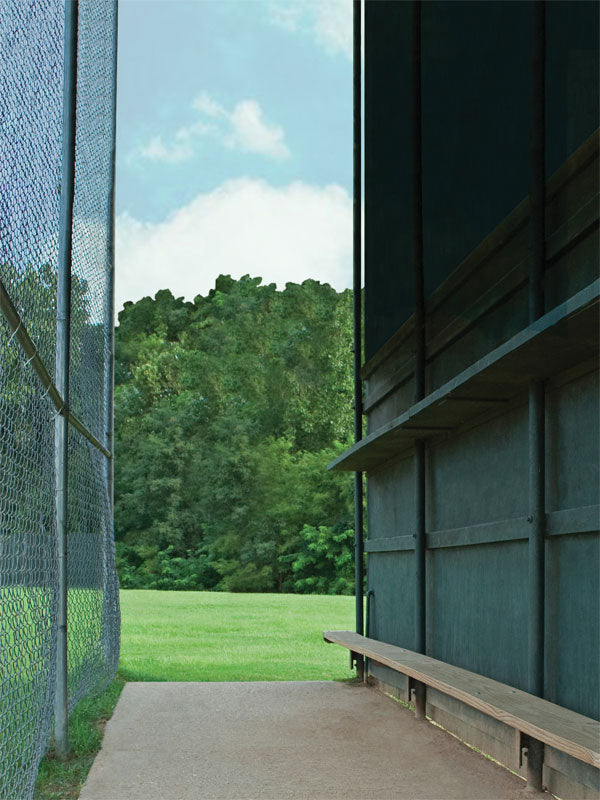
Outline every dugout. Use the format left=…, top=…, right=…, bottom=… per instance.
left=329, top=3, right=599, bottom=797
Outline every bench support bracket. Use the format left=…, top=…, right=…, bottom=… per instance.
left=518, top=732, right=545, bottom=793
left=350, top=651, right=365, bottom=681
left=408, top=676, right=426, bottom=720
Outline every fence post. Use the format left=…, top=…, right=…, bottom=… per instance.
left=55, top=0, right=79, bottom=760
left=103, top=0, right=118, bottom=665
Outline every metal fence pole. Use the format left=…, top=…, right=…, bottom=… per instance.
left=55, top=0, right=78, bottom=760
left=353, top=0, right=365, bottom=682
left=103, top=0, right=118, bottom=663
left=526, top=0, right=546, bottom=791
left=106, top=0, right=118, bottom=510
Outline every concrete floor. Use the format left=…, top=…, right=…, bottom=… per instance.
left=80, top=681, right=531, bottom=800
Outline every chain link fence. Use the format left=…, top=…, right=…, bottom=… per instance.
left=0, top=2, right=120, bottom=798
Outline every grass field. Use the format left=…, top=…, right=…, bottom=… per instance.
left=119, top=589, right=356, bottom=682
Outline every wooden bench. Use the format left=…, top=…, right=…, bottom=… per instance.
left=324, top=631, right=600, bottom=769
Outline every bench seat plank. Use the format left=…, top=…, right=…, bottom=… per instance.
left=324, top=631, right=600, bottom=768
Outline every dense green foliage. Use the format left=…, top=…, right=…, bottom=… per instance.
left=114, top=276, right=356, bottom=594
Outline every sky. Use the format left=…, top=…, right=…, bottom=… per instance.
left=114, top=0, right=353, bottom=313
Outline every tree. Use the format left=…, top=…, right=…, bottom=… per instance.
left=114, top=276, right=356, bottom=593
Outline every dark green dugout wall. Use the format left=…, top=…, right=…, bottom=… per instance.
left=361, top=0, right=599, bottom=746
left=364, top=0, right=600, bottom=361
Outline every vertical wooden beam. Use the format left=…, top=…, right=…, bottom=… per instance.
left=411, top=0, right=424, bottom=404
left=527, top=0, right=546, bottom=790
left=529, top=0, right=546, bottom=325
left=411, top=0, right=427, bottom=721
left=413, top=439, right=426, bottom=719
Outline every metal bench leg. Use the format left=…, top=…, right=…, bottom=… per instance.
left=519, top=732, right=544, bottom=793
left=350, top=651, right=364, bottom=681
left=356, top=654, right=364, bottom=681
left=526, top=738, right=544, bottom=793
left=408, top=677, right=426, bottom=719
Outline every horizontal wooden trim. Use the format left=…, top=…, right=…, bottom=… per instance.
left=365, top=535, right=415, bottom=553
left=546, top=193, right=599, bottom=268
left=547, top=505, right=600, bottom=537
left=543, top=744, right=600, bottom=795
left=364, top=507, right=599, bottom=553
left=545, top=128, right=600, bottom=202
left=361, top=315, right=414, bottom=383
left=430, top=509, right=599, bottom=550
left=323, top=631, right=600, bottom=768
left=330, top=280, right=599, bottom=472
left=426, top=196, right=598, bottom=377
left=361, top=129, right=599, bottom=382
left=364, top=191, right=599, bottom=414
left=427, top=517, right=529, bottom=550
left=364, top=356, right=414, bottom=414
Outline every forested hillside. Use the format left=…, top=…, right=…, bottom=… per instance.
left=114, top=275, right=357, bottom=593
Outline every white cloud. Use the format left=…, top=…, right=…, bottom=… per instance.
left=138, top=96, right=289, bottom=164
left=226, top=100, right=289, bottom=159
left=115, top=178, right=351, bottom=313
left=268, top=2, right=303, bottom=32
left=139, top=135, right=193, bottom=164
left=314, top=1, right=352, bottom=59
left=139, top=121, right=218, bottom=163
left=192, top=92, right=225, bottom=118
left=268, top=0, right=352, bottom=60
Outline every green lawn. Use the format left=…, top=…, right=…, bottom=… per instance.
left=119, top=589, right=356, bottom=682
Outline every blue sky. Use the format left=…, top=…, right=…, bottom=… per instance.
left=115, top=0, right=353, bottom=312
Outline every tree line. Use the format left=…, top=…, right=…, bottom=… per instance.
left=114, top=275, right=358, bottom=594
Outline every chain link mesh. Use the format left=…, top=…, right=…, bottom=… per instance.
left=70, top=0, right=116, bottom=443
left=0, top=2, right=120, bottom=798
left=0, top=0, right=63, bottom=376
left=67, top=426, right=120, bottom=713
left=0, top=318, right=58, bottom=800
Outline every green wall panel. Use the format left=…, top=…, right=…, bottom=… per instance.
left=427, top=541, right=529, bottom=690
left=546, top=533, right=600, bottom=719
left=367, top=551, right=415, bottom=650
left=427, top=404, right=529, bottom=532
left=546, top=370, right=600, bottom=512
left=367, top=456, right=414, bottom=540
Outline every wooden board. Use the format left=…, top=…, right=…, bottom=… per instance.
left=323, top=630, right=600, bottom=768
left=329, top=279, right=599, bottom=472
